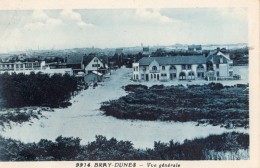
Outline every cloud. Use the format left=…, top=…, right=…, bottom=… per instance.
left=60, top=9, right=94, bottom=27
left=24, top=9, right=95, bottom=30
left=32, top=10, right=49, bottom=20
left=135, top=9, right=175, bottom=23
left=24, top=10, right=62, bottom=30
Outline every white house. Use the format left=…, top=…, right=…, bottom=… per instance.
left=82, top=55, right=107, bottom=74
left=133, top=52, right=234, bottom=81
left=206, top=50, right=233, bottom=80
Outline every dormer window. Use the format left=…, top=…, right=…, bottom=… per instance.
left=162, top=66, right=165, bottom=70
left=152, top=66, right=157, bottom=70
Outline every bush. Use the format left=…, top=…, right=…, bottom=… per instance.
left=101, top=84, right=249, bottom=128
left=124, top=84, right=148, bottom=92
left=0, top=132, right=249, bottom=161
left=0, top=72, right=81, bottom=108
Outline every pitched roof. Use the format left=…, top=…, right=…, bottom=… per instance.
left=82, top=55, right=95, bottom=66
left=206, top=51, right=230, bottom=64
left=138, top=56, right=206, bottom=66
left=66, top=53, right=84, bottom=65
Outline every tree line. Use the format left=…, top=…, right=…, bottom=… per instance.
left=0, top=72, right=81, bottom=108
left=0, top=132, right=249, bottom=161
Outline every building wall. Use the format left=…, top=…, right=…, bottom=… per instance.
left=133, top=62, right=207, bottom=81
left=132, top=63, right=140, bottom=80
left=219, top=64, right=229, bottom=77
left=0, top=68, right=73, bottom=76
left=84, top=73, right=102, bottom=84
left=0, top=61, right=42, bottom=71
left=85, top=57, right=104, bottom=73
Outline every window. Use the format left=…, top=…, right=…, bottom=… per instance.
left=217, top=72, right=220, bottom=77
left=92, top=64, right=100, bottom=67
left=162, top=66, right=165, bottom=70
left=197, top=64, right=204, bottom=70
left=94, top=59, right=98, bottom=62
left=170, top=65, right=176, bottom=70
left=161, top=73, right=167, bottom=77
left=187, top=65, right=191, bottom=69
left=143, top=67, right=146, bottom=71
left=141, top=74, right=144, bottom=79
left=216, top=64, right=219, bottom=69
left=152, top=66, right=157, bottom=70
left=182, top=65, right=186, bottom=70
left=154, top=74, right=156, bottom=78
left=151, top=74, right=153, bottom=78
left=188, top=71, right=195, bottom=80
left=229, top=72, right=233, bottom=77
left=220, top=57, right=223, bottom=63
left=136, top=74, right=139, bottom=80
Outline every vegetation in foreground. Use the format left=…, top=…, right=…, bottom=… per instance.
left=0, top=132, right=249, bottom=161
left=0, top=107, right=53, bottom=130
left=0, top=72, right=82, bottom=108
left=100, top=83, right=249, bottom=128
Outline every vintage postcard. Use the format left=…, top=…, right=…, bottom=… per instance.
left=0, top=0, right=259, bottom=168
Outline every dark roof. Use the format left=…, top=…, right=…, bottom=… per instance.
left=188, top=45, right=202, bottom=50
left=207, top=54, right=228, bottom=64
left=138, top=56, right=206, bottom=65
left=82, top=55, right=105, bottom=66
left=82, top=55, right=95, bottom=66
left=66, top=53, right=83, bottom=65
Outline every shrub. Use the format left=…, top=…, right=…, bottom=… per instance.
left=124, top=84, right=148, bottom=92
left=0, top=73, right=81, bottom=108
left=0, top=132, right=249, bottom=161
left=100, top=84, right=249, bottom=128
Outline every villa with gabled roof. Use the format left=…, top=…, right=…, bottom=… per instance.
left=132, top=50, right=234, bottom=81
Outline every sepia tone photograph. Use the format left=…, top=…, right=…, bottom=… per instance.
left=0, top=0, right=259, bottom=167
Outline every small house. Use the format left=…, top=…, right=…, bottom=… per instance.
left=84, top=71, right=103, bottom=84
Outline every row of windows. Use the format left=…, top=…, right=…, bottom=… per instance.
left=151, top=66, right=175, bottom=71
left=92, top=64, right=100, bottom=67
left=0, top=63, right=40, bottom=68
left=181, top=65, right=192, bottom=70
left=149, top=65, right=193, bottom=70
left=139, top=65, right=234, bottom=71
left=161, top=73, right=167, bottom=77
left=137, top=72, right=206, bottom=81
left=141, top=65, right=206, bottom=71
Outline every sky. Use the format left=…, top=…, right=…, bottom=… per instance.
left=0, top=8, right=248, bottom=53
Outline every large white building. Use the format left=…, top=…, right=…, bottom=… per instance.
left=132, top=51, right=234, bottom=81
